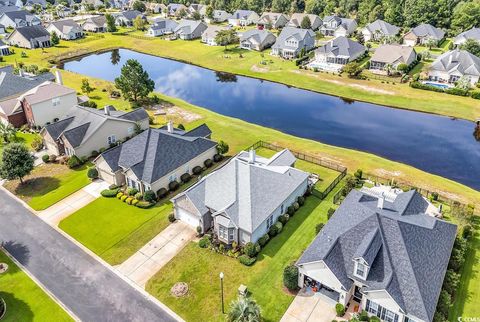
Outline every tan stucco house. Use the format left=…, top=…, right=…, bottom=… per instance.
left=93, top=122, right=217, bottom=195
left=41, top=105, right=149, bottom=158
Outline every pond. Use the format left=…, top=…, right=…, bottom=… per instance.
left=62, top=49, right=480, bottom=191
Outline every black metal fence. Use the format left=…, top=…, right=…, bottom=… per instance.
left=246, top=141, right=347, bottom=200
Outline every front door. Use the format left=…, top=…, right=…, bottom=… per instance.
left=353, top=285, right=363, bottom=302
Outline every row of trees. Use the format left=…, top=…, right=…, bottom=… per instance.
left=147, top=0, right=480, bottom=35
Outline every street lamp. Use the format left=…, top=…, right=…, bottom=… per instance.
left=219, top=272, right=224, bottom=314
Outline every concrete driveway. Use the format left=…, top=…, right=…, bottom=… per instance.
left=281, top=290, right=338, bottom=322
left=116, top=221, right=196, bottom=288
left=37, top=179, right=109, bottom=226
left=0, top=188, right=181, bottom=321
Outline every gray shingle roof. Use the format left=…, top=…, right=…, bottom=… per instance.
left=297, top=189, right=457, bottom=322
left=0, top=65, right=54, bottom=101
left=174, top=19, right=206, bottom=35
left=101, top=126, right=217, bottom=184
left=182, top=123, right=212, bottom=138
left=315, top=36, right=365, bottom=58
left=272, top=27, right=314, bottom=50
left=120, top=9, right=142, bottom=21
left=240, top=29, right=274, bottom=44
left=454, top=27, right=480, bottom=45
left=364, top=19, right=400, bottom=37
left=410, top=23, right=445, bottom=40
left=48, top=19, right=81, bottom=34
left=288, top=13, right=320, bottom=28
left=11, top=25, right=49, bottom=40
left=176, top=149, right=309, bottom=233
left=230, top=9, right=256, bottom=20
left=149, top=18, right=177, bottom=31
left=371, top=44, right=416, bottom=64
left=430, top=49, right=480, bottom=76
left=118, top=108, right=149, bottom=122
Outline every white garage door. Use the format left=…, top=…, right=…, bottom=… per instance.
left=176, top=208, right=200, bottom=228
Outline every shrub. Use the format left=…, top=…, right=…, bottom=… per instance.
left=358, top=310, right=369, bottom=321
left=127, top=188, right=138, bottom=196
left=192, top=166, right=203, bottom=175
left=204, top=159, right=213, bottom=168
left=238, top=255, right=256, bottom=266
left=120, top=195, right=128, bottom=202
left=168, top=213, right=175, bottom=222
left=135, top=201, right=155, bottom=209
left=169, top=180, right=180, bottom=191
left=87, top=168, right=98, bottom=179
left=327, top=208, right=335, bottom=219
left=431, top=192, right=439, bottom=201
left=370, top=317, right=381, bottom=322
left=134, top=192, right=143, bottom=200
left=243, top=242, right=258, bottom=257
left=101, top=188, right=119, bottom=197
left=116, top=192, right=123, bottom=198
left=180, top=173, right=191, bottom=183
left=132, top=199, right=139, bottom=206
left=293, top=202, right=300, bottom=211
left=91, top=150, right=99, bottom=158
left=354, top=169, right=363, bottom=179
left=213, top=154, right=223, bottom=162
left=471, top=91, right=480, bottom=99
left=42, top=154, right=50, bottom=163
left=275, top=221, right=283, bottom=234
left=445, top=87, right=469, bottom=96
left=335, top=303, right=345, bottom=317
left=126, top=197, right=134, bottom=205
left=49, top=154, right=57, bottom=163
left=315, top=223, right=324, bottom=234
left=67, top=155, right=82, bottom=168
left=283, top=264, right=299, bottom=291
left=437, top=290, right=451, bottom=317
left=287, top=205, right=295, bottom=216
left=144, top=190, right=156, bottom=202
left=199, top=236, right=210, bottom=248
left=196, top=226, right=202, bottom=235
left=258, top=234, right=269, bottom=247
left=462, top=224, right=473, bottom=240
left=278, top=214, right=288, bottom=225
left=157, top=188, right=168, bottom=199
left=297, top=196, right=305, bottom=206
left=268, top=224, right=278, bottom=237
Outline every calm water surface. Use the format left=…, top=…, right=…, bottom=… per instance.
left=63, top=49, right=480, bottom=190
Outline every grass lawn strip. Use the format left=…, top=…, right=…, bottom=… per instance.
left=59, top=198, right=173, bottom=265
left=0, top=250, right=73, bottom=322
left=145, top=183, right=342, bottom=322
left=3, top=162, right=92, bottom=211
left=1, top=34, right=479, bottom=121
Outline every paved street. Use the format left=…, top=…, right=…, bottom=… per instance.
left=116, top=221, right=195, bottom=288
left=0, top=189, right=181, bottom=322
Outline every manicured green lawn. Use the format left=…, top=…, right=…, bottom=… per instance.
left=3, top=162, right=92, bottom=211
left=255, top=147, right=341, bottom=191
left=0, top=251, right=72, bottom=322
left=59, top=197, right=173, bottom=265
left=146, top=184, right=342, bottom=322
left=0, top=132, right=38, bottom=155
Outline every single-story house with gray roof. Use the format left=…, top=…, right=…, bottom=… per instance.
left=0, top=10, right=40, bottom=28
left=81, top=15, right=107, bottom=33
left=287, top=13, right=322, bottom=30
left=271, top=27, right=315, bottom=59
left=256, top=12, right=289, bottom=30
left=6, top=25, right=50, bottom=49
left=361, top=19, right=400, bottom=42
left=428, top=49, right=480, bottom=86
left=369, top=44, right=417, bottom=74
left=201, top=25, right=232, bottom=46
left=297, top=188, right=456, bottom=322
left=94, top=121, right=217, bottom=194
left=311, top=36, right=365, bottom=72
left=403, top=23, right=445, bottom=46
left=172, top=149, right=310, bottom=240
left=114, top=10, right=145, bottom=26
left=146, top=18, right=177, bottom=37
left=46, top=19, right=84, bottom=40
left=320, top=15, right=357, bottom=37
left=240, top=29, right=276, bottom=51
left=453, top=27, right=480, bottom=46
left=227, top=9, right=259, bottom=27
left=41, top=105, right=149, bottom=158
left=174, top=19, right=207, bottom=40
left=205, top=9, right=230, bottom=24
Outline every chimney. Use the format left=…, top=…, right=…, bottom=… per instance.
left=104, top=106, right=110, bottom=115
left=249, top=149, right=256, bottom=164
left=55, top=70, right=63, bottom=85
left=377, top=192, right=385, bottom=209
left=167, top=120, right=174, bottom=133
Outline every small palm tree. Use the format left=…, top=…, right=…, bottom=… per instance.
left=0, top=123, right=17, bottom=144
left=227, top=297, right=261, bottom=322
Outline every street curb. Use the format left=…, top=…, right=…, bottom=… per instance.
left=0, top=185, right=185, bottom=322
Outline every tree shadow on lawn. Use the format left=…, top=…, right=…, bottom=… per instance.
left=256, top=196, right=323, bottom=262
left=13, top=177, right=60, bottom=198
left=0, top=292, right=34, bottom=322
left=1, top=241, right=30, bottom=267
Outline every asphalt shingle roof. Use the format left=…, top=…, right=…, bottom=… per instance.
left=364, top=19, right=400, bottom=37
left=240, top=29, right=274, bottom=44
left=297, top=189, right=457, bottom=322
left=454, top=27, right=480, bottom=45
left=410, top=23, right=445, bottom=40
left=0, top=65, right=54, bottom=101
left=11, top=25, right=49, bottom=40
left=430, top=49, right=480, bottom=76
left=315, top=36, right=365, bottom=58
left=272, top=27, right=314, bottom=50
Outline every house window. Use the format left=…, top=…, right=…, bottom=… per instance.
left=366, top=300, right=399, bottom=322
left=281, top=204, right=284, bottom=214
left=219, top=225, right=228, bottom=240
left=107, top=135, right=116, bottom=145
left=127, top=127, right=134, bottom=134
left=52, top=97, right=60, bottom=106
left=404, top=317, right=417, bottom=322
left=356, top=262, right=366, bottom=278
left=169, top=174, right=177, bottom=182
left=266, top=215, right=274, bottom=229
left=228, top=228, right=234, bottom=241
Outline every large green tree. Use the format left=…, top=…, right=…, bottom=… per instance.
left=114, top=59, right=155, bottom=102
left=451, top=0, right=480, bottom=34
left=0, top=123, right=16, bottom=143
left=215, top=29, right=239, bottom=50
left=105, top=13, right=117, bottom=32
left=0, top=143, right=34, bottom=184
left=460, top=38, right=480, bottom=57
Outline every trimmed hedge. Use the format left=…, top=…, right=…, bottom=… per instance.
left=192, top=166, right=203, bottom=175
left=258, top=234, right=269, bottom=247
left=239, top=255, right=256, bottom=266
left=283, top=264, right=299, bottom=291
left=180, top=172, right=191, bottom=183
left=297, top=196, right=305, bottom=206
left=169, top=180, right=180, bottom=191
left=87, top=168, right=98, bottom=179
left=275, top=221, right=283, bottom=234
left=213, top=154, right=223, bottom=162
left=157, top=188, right=168, bottom=199
left=127, top=188, right=138, bottom=196
left=101, top=188, right=120, bottom=197
left=168, top=213, right=175, bottom=222
left=135, top=201, right=155, bottom=209
left=204, top=159, right=213, bottom=168
left=243, top=242, right=258, bottom=257
left=42, top=154, right=49, bottom=163
left=67, top=155, right=82, bottom=168
left=144, top=190, right=156, bottom=202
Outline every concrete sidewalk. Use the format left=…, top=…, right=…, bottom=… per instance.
left=116, top=221, right=196, bottom=288
left=37, top=179, right=109, bottom=226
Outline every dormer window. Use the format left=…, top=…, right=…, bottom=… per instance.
left=354, top=261, right=368, bottom=280
left=52, top=97, right=60, bottom=106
